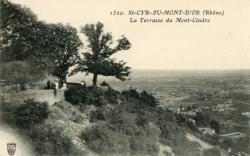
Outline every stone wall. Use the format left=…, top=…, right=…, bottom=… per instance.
left=1, top=89, right=65, bottom=106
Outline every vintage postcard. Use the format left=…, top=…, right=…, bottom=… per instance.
left=0, top=0, right=250, bottom=156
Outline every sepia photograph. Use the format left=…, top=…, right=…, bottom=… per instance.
left=0, top=0, right=250, bottom=156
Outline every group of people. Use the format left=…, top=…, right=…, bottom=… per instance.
left=46, top=80, right=67, bottom=96
left=46, top=79, right=87, bottom=96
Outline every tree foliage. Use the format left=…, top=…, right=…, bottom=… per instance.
left=140, top=90, right=159, bottom=107
left=49, top=24, right=82, bottom=86
left=72, top=22, right=131, bottom=86
left=0, top=0, right=82, bottom=86
left=0, top=0, right=49, bottom=64
left=210, top=120, right=220, bottom=134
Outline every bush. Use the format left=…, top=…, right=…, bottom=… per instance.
left=203, top=148, right=221, bottom=156
left=64, top=86, right=87, bottom=105
left=122, top=89, right=159, bottom=107
left=100, top=81, right=109, bottom=87
left=11, top=99, right=49, bottom=128
left=81, top=122, right=130, bottom=155
left=70, top=111, right=87, bottom=124
left=66, top=87, right=159, bottom=108
left=30, top=124, right=76, bottom=156
left=65, top=86, right=108, bottom=106
left=90, top=109, right=106, bottom=122
left=109, top=112, right=139, bottom=135
left=210, top=120, right=220, bottom=134
left=122, top=89, right=140, bottom=99
left=104, top=88, right=120, bottom=104
left=82, top=110, right=161, bottom=156
left=140, top=90, right=159, bottom=107
left=193, top=112, right=210, bottom=127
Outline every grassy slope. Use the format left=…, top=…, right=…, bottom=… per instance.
left=0, top=86, right=220, bottom=156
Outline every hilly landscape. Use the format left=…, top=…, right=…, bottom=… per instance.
left=2, top=70, right=249, bottom=155
left=0, top=82, right=224, bottom=156
left=0, top=0, right=249, bottom=155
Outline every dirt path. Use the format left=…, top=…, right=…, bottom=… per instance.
left=186, top=133, right=213, bottom=149
left=158, top=143, right=175, bottom=156
left=186, top=133, right=229, bottom=156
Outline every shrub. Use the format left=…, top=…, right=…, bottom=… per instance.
left=11, top=99, right=49, bottom=128
left=90, top=109, right=106, bottom=122
left=203, top=148, right=221, bottom=156
left=64, top=86, right=87, bottom=105
left=210, top=120, right=220, bottom=134
left=140, top=90, right=159, bottom=107
left=82, top=110, right=161, bottom=156
left=70, top=111, right=87, bottom=124
left=104, top=88, right=120, bottom=104
left=81, top=122, right=130, bottom=155
left=65, top=86, right=107, bottom=106
left=109, top=112, right=138, bottom=135
left=122, top=89, right=140, bottom=99
left=122, top=89, right=159, bottom=107
left=100, top=81, right=109, bottom=87
left=129, top=132, right=159, bottom=156
left=30, top=124, right=75, bottom=156
left=193, top=112, right=210, bottom=127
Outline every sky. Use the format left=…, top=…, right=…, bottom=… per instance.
left=10, top=0, right=250, bottom=70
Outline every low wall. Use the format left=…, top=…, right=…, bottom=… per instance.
left=1, top=89, right=65, bottom=106
left=66, top=82, right=81, bottom=88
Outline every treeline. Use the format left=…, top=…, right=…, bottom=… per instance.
left=0, top=0, right=131, bottom=89
left=0, top=0, right=82, bottom=89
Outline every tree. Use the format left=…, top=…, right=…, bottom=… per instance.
left=0, top=0, right=56, bottom=83
left=72, top=22, right=131, bottom=86
left=49, top=24, right=82, bottom=87
left=0, top=0, right=83, bottom=87
left=0, top=0, right=49, bottom=63
left=193, top=112, right=210, bottom=126
left=210, top=120, right=220, bottom=134
left=0, top=0, right=48, bottom=88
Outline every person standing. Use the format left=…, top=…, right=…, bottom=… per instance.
left=47, top=80, right=51, bottom=89
left=81, top=81, right=86, bottom=87
left=61, top=82, right=67, bottom=90
left=54, top=81, right=59, bottom=96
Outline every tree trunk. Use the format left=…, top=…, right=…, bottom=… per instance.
left=92, top=73, right=98, bottom=87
